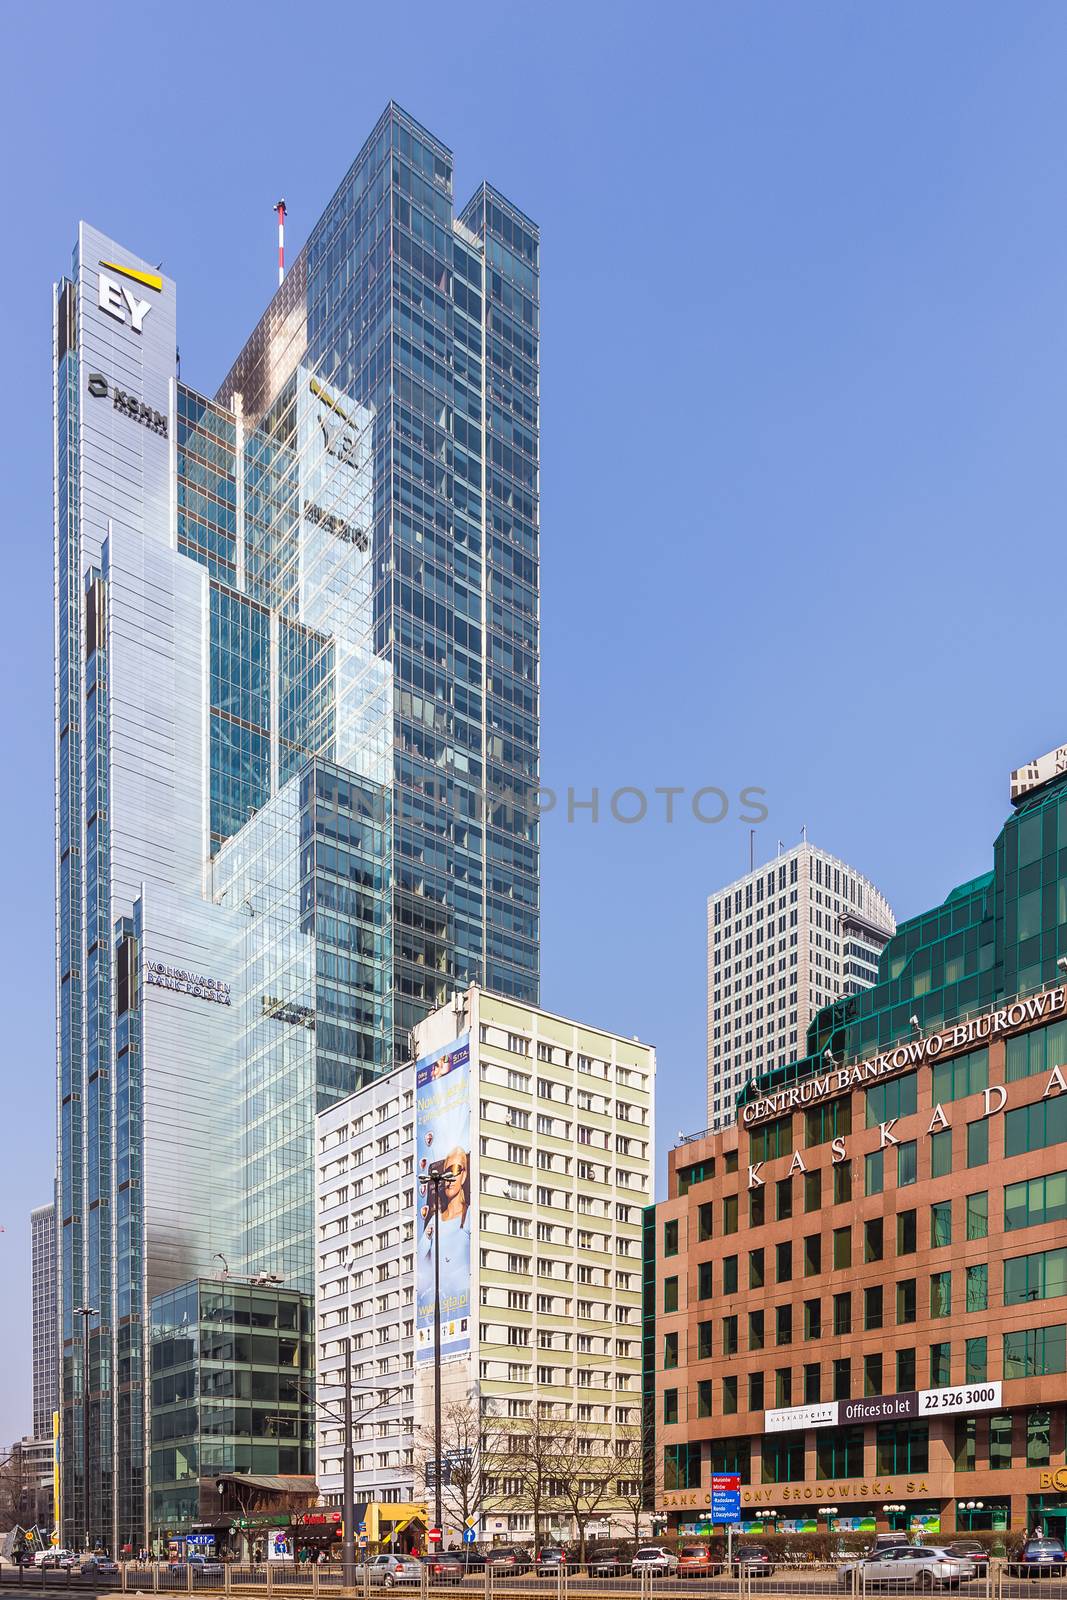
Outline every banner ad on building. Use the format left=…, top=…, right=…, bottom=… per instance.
left=416, top=1034, right=472, bottom=1363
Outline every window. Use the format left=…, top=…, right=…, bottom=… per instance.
left=1005, top=1248, right=1067, bottom=1306
left=750, top=1116, right=793, bottom=1162
left=1005, top=1170, right=1067, bottom=1232
left=866, top=1074, right=917, bottom=1127
left=748, top=1371, right=765, bottom=1411
left=989, top=1413, right=1012, bottom=1470
left=966, top=1118, right=989, bottom=1167
left=875, top=1421, right=928, bottom=1474
left=804, top=1299, right=821, bottom=1340
left=930, top=1129, right=952, bottom=1178
left=748, top=1310, right=764, bottom=1351
left=965, top=1337, right=987, bottom=1383
left=1027, top=1409, right=1052, bottom=1468
left=932, top=1047, right=989, bottom=1104
left=774, top=1368, right=793, bottom=1407
left=833, top=1162, right=852, bottom=1205
left=749, top=1186, right=765, bottom=1227
left=929, top=1341, right=951, bottom=1387
left=804, top=1362, right=821, bottom=1404
left=865, top=1150, right=884, bottom=1196
left=804, top=1170, right=822, bottom=1213
left=722, top=1374, right=738, bottom=1415
left=930, top=1272, right=952, bottom=1318
left=833, top=1227, right=851, bottom=1269
left=663, top=1220, right=679, bottom=1256
left=864, top=1354, right=883, bottom=1396
left=663, top=1332, right=678, bottom=1370
left=723, top=1194, right=739, bottom=1234
left=697, top=1202, right=713, bottom=1241
left=698, top=1261, right=714, bottom=1299
left=930, top=1202, right=952, bottom=1249
left=722, top=1256, right=738, bottom=1295
left=864, top=1218, right=884, bottom=1263
left=663, top=1442, right=701, bottom=1490
left=955, top=1417, right=976, bottom=1472
left=966, top=1263, right=988, bottom=1312
left=776, top=1241, right=792, bottom=1282
left=697, top=1321, right=713, bottom=1360
left=896, top=1348, right=916, bottom=1391
left=776, top=1177, right=793, bottom=1220
left=663, top=1389, right=679, bottom=1425
left=762, top=1430, right=804, bottom=1484
left=897, top=1141, right=917, bottom=1187
left=722, top=1315, right=739, bottom=1357
left=805, top=1098, right=852, bottom=1148
left=897, top=1210, right=917, bottom=1255
left=749, top=1249, right=765, bottom=1289
left=776, top=1305, right=793, bottom=1346
left=697, top=1379, right=713, bottom=1418
left=864, top=1286, right=883, bottom=1330
left=966, top=1192, right=988, bottom=1240
left=664, top=1277, right=678, bottom=1313
left=1003, top=1323, right=1067, bottom=1378
left=725, top=1150, right=738, bottom=1174
left=1006, top=1017, right=1067, bottom=1083
left=833, top=1358, right=851, bottom=1400
left=1005, top=1097, right=1067, bottom=1158
left=817, top=1426, right=863, bottom=1479
left=804, top=1234, right=822, bottom=1276
left=896, top=1279, right=917, bottom=1324
left=833, top=1292, right=852, bottom=1336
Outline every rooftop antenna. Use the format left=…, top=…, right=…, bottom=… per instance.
left=749, top=828, right=755, bottom=873
left=274, top=199, right=287, bottom=287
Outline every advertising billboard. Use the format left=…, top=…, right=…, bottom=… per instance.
left=416, top=1034, right=472, bottom=1363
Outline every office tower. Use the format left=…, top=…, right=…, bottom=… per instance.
left=706, top=842, right=895, bottom=1129
left=654, top=740, right=1067, bottom=1543
left=314, top=987, right=655, bottom=1545
left=31, top=1203, right=57, bottom=1443
left=53, top=103, right=539, bottom=1552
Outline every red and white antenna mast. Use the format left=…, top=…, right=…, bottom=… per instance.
left=274, top=198, right=287, bottom=287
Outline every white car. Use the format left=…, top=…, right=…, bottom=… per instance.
left=35, top=1551, right=78, bottom=1571
left=838, top=1547, right=975, bottom=1589
left=632, top=1547, right=680, bottom=1575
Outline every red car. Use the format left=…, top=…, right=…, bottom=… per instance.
left=679, top=1545, right=717, bottom=1578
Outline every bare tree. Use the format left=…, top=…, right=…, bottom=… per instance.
left=610, top=1412, right=659, bottom=1548
left=490, top=1411, right=567, bottom=1550
left=547, top=1425, right=618, bottom=1563
left=415, top=1400, right=510, bottom=1545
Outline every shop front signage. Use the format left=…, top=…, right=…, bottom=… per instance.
left=662, top=1479, right=933, bottom=1511
left=741, top=985, right=1067, bottom=1127
left=1038, top=1469, right=1067, bottom=1492
left=766, top=1402, right=838, bottom=1433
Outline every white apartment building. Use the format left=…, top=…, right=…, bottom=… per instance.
left=706, top=841, right=895, bottom=1130
left=314, top=986, right=655, bottom=1546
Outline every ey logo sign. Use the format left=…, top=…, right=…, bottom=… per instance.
left=97, top=259, right=162, bottom=335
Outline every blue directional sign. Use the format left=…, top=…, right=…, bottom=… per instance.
left=711, top=1472, right=741, bottom=1524
left=463, top=1529, right=477, bottom=1545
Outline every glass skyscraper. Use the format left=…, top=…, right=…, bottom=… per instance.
left=53, top=103, right=539, bottom=1552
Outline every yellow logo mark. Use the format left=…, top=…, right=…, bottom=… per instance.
left=99, top=259, right=163, bottom=294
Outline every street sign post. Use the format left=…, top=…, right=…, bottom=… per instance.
left=711, top=1474, right=742, bottom=1566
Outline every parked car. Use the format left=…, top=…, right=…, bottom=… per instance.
left=679, top=1545, right=718, bottom=1578
left=838, top=1548, right=973, bottom=1589
left=870, top=1537, right=916, bottom=1554
left=1019, top=1538, right=1067, bottom=1578
left=588, top=1547, right=629, bottom=1577
left=484, top=1547, right=533, bottom=1572
left=81, top=1556, right=120, bottom=1575
left=369, top=1553, right=424, bottom=1586
left=946, top=1544, right=988, bottom=1572
left=421, top=1552, right=465, bottom=1582
left=732, top=1547, right=775, bottom=1578
left=632, top=1546, right=680, bottom=1575
left=36, top=1551, right=78, bottom=1570
left=536, top=1548, right=569, bottom=1574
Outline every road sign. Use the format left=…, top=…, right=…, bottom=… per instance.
left=463, top=1529, right=476, bottom=1545
left=465, top=1517, right=477, bottom=1529
left=358, top=1536, right=368, bottom=1550
left=711, top=1472, right=741, bottom=1525
left=429, top=1528, right=442, bottom=1545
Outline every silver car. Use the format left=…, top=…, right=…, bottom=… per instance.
left=838, top=1547, right=974, bottom=1589
left=369, top=1554, right=424, bottom=1587
left=632, top=1547, right=680, bottom=1575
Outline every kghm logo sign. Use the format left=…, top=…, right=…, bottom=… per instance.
left=97, top=258, right=162, bottom=334
left=87, top=373, right=168, bottom=437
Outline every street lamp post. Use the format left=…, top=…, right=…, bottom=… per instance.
left=418, top=1166, right=458, bottom=1544
left=73, top=1306, right=98, bottom=1552
left=342, top=1338, right=356, bottom=1587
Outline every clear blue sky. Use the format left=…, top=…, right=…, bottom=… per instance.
left=2, top=0, right=1066, bottom=1443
